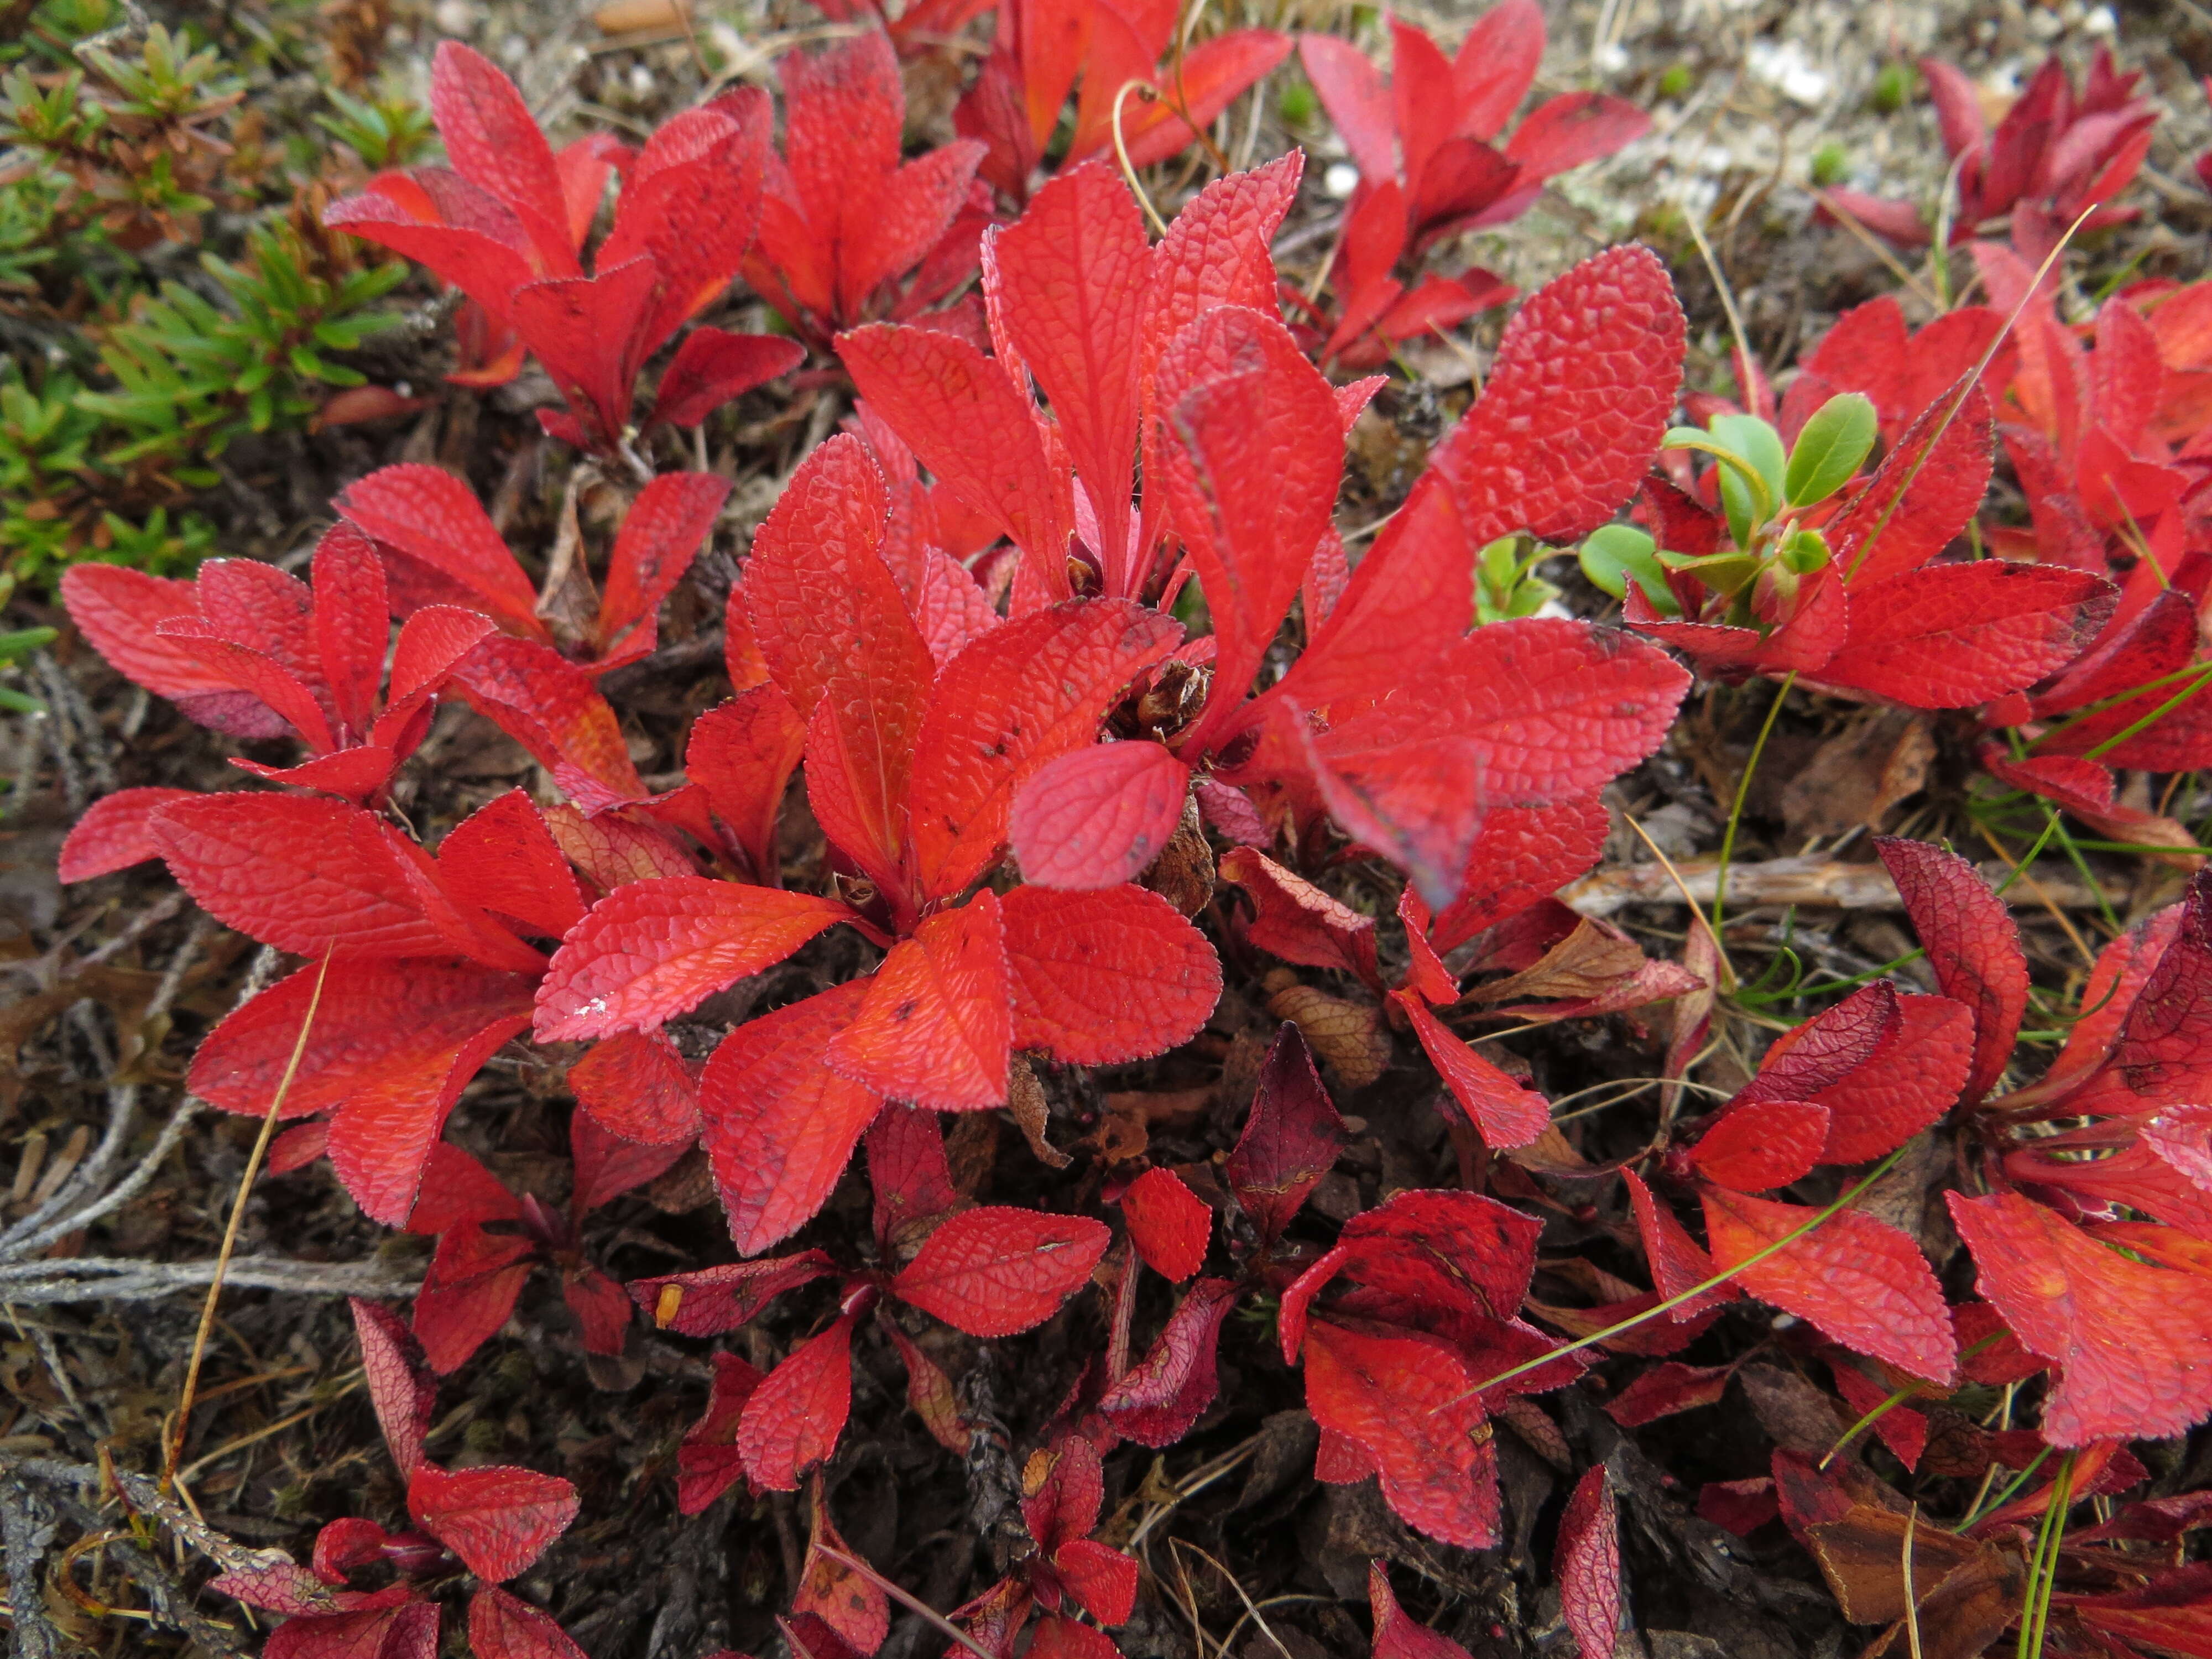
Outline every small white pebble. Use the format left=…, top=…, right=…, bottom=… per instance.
left=1324, top=161, right=1361, bottom=199
left=1593, top=41, right=1629, bottom=75
left=500, top=34, right=528, bottom=64
left=629, top=63, right=656, bottom=98
left=432, top=0, right=479, bottom=34
left=2084, top=5, right=2117, bottom=34
left=1746, top=39, right=1831, bottom=108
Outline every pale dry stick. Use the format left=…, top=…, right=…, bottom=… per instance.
left=1560, top=855, right=2126, bottom=919
left=164, top=946, right=335, bottom=1490
left=0, top=1256, right=415, bottom=1303
left=1682, top=209, right=1757, bottom=411
left=810, top=1542, right=998, bottom=1659
left=1111, top=79, right=1175, bottom=237
left=1217, top=1594, right=1333, bottom=1658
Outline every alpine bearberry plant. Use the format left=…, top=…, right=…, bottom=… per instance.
left=27, top=9, right=2212, bottom=1658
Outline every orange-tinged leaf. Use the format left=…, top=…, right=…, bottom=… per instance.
left=446, top=634, right=645, bottom=800
left=908, top=600, right=1182, bottom=901
left=534, top=877, right=848, bottom=1040
left=825, top=891, right=1012, bottom=1110
left=1807, top=994, right=1974, bottom=1163
left=568, top=1030, right=699, bottom=1145
left=795, top=1483, right=888, bottom=1657
left=1396, top=992, right=1550, bottom=1149
left=889, top=1204, right=1109, bottom=1337
left=594, top=471, right=730, bottom=667
left=1120, top=1167, right=1211, bottom=1281
left=700, top=983, right=880, bottom=1255
left=407, top=1463, right=578, bottom=1583
left=1689, top=1099, right=1830, bottom=1191
left=738, top=1314, right=859, bottom=1490
left=1702, top=1188, right=1955, bottom=1384
left=1948, top=1190, right=2212, bottom=1446
left=686, top=686, right=808, bottom=880
left=1010, top=742, right=1190, bottom=890
left=1001, top=883, right=1220, bottom=1066
left=437, top=789, right=587, bottom=941
left=1303, top=1318, right=1498, bottom=1548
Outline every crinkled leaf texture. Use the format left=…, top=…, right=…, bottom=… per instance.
left=889, top=1206, right=1110, bottom=1337
left=1557, top=1465, right=1621, bottom=1659
left=1011, top=742, right=1191, bottom=891
left=1875, top=835, right=2027, bottom=1103
left=1097, top=1277, right=1239, bottom=1447
left=534, top=877, right=848, bottom=1039
left=739, top=1311, right=858, bottom=1491
left=1121, top=1167, right=1212, bottom=1281
left=1369, top=1562, right=1474, bottom=1659
left=825, top=891, right=1013, bottom=1110
left=1702, top=1189, right=1956, bottom=1384
left=1303, top=1317, right=1498, bottom=1548
left=406, top=1464, right=578, bottom=1583
left=1224, top=1022, right=1346, bottom=1243
left=1948, top=1190, right=2212, bottom=1446
left=1003, top=884, right=1222, bottom=1065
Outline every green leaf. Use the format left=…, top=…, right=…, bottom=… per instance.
left=1579, top=524, right=1676, bottom=614
left=1783, top=393, right=1879, bottom=506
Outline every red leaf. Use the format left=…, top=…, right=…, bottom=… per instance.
left=867, top=1108, right=966, bottom=1261
left=1223, top=1022, right=1345, bottom=1243
left=1828, top=382, right=1996, bottom=586
left=1141, top=153, right=1302, bottom=374
left=437, top=789, right=587, bottom=941
left=1738, top=982, right=1901, bottom=1104
left=1049, top=1540, right=1138, bottom=1628
left=595, top=471, right=731, bottom=668
left=1395, top=992, right=1552, bottom=1150
left=686, top=687, right=808, bottom=880
left=446, top=635, right=644, bottom=801
left=700, top=982, right=880, bottom=1255
left=1027, top=1616, right=1121, bottom=1659
left=628, top=1251, right=837, bottom=1337
left=350, top=1298, right=436, bottom=1480
left=1428, top=794, right=1611, bottom=953
left=1092, top=31, right=1290, bottom=170
left=1154, top=305, right=1344, bottom=748
left=1875, top=836, right=2028, bottom=1103
left=1702, top=1189, right=1955, bottom=1384
left=1603, top=1361, right=1733, bottom=1427
left=796, top=1483, right=889, bottom=1657
left=889, top=1205, right=1109, bottom=1337
left=1504, top=91, right=1648, bottom=181
left=2044, top=871, right=2212, bottom=1118
left=311, top=523, right=388, bottom=739
left=1427, top=244, right=1684, bottom=546
left=1948, top=1190, right=2212, bottom=1446
left=677, top=1351, right=763, bottom=1514
left=1806, top=994, right=1975, bottom=1163
left=654, top=328, right=804, bottom=427
left=1555, top=1465, right=1621, bottom=1659
left=429, top=44, right=576, bottom=273
left=825, top=891, right=1011, bottom=1110
left=1369, top=1562, right=1474, bottom=1659
left=468, top=1585, right=586, bottom=1659
left=1024, top=1433, right=1104, bottom=1556
left=335, top=463, right=546, bottom=641
left=1690, top=1099, right=1830, bottom=1191
left=58, top=788, right=193, bottom=881
left=533, top=877, right=848, bottom=1039
left=150, top=793, right=461, bottom=959
left=1218, top=847, right=1380, bottom=987
left=744, top=435, right=932, bottom=884
left=1818, top=562, right=2114, bottom=709
left=1309, top=1188, right=1543, bottom=1328
left=1298, top=36, right=1394, bottom=185
left=510, top=259, right=659, bottom=451
left=909, top=600, right=1183, bottom=901
left=568, top=1030, right=699, bottom=1145
left=987, top=161, right=1147, bottom=588
left=1304, top=1318, right=1498, bottom=1548
left=738, top=1311, right=858, bottom=1490
left=1121, top=1168, right=1211, bottom=1281
left=60, top=565, right=236, bottom=701
left=413, top=1222, right=536, bottom=1373
left=1000, top=883, right=1221, bottom=1065
left=568, top=1108, right=688, bottom=1213
left=837, top=326, right=1071, bottom=593
left=407, top=1463, right=578, bottom=1583
left=1624, top=1169, right=1734, bottom=1316
left=1096, top=1277, right=1238, bottom=1448
left=1010, top=743, right=1190, bottom=890
left=406, top=1142, right=523, bottom=1236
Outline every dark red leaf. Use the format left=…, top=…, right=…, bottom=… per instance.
left=407, top=1463, right=578, bottom=1583
left=1555, top=1465, right=1621, bottom=1659
left=468, top=1584, right=587, bottom=1659
left=349, top=1298, right=436, bottom=1480
left=1224, top=1024, right=1346, bottom=1243
left=628, top=1251, right=837, bottom=1337
left=738, top=1311, right=858, bottom=1491
left=1875, top=836, right=2029, bottom=1102
left=1095, top=1277, right=1238, bottom=1448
